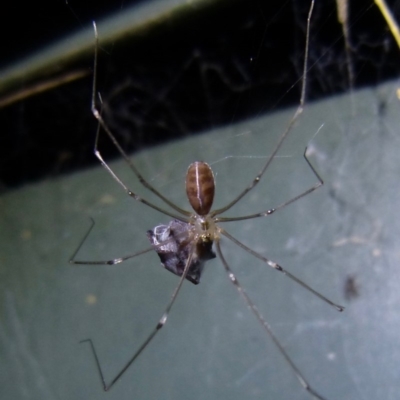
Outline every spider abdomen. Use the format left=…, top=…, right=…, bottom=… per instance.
left=185, top=161, right=215, bottom=216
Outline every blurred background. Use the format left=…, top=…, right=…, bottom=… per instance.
left=2, top=0, right=400, bottom=191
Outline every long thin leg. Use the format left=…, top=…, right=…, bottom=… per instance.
left=215, top=239, right=327, bottom=400
left=211, top=0, right=315, bottom=217
left=91, top=22, right=191, bottom=218
left=69, top=218, right=155, bottom=265
left=81, top=242, right=195, bottom=391
left=69, top=218, right=189, bottom=266
left=220, top=228, right=344, bottom=312
left=216, top=147, right=323, bottom=222
left=92, top=118, right=187, bottom=221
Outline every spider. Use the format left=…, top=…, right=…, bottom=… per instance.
left=70, top=2, right=344, bottom=399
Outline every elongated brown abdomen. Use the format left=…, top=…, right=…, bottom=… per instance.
left=185, top=161, right=215, bottom=215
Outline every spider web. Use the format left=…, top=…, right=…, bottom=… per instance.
left=1, top=0, right=400, bottom=190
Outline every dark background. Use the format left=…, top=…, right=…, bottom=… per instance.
left=1, top=0, right=400, bottom=192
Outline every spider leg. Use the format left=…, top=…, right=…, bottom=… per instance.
left=81, top=242, right=195, bottom=391
left=211, top=0, right=314, bottom=217
left=91, top=22, right=190, bottom=218
left=215, top=238, right=327, bottom=400
left=220, top=228, right=344, bottom=312
left=69, top=218, right=156, bottom=265
left=216, top=146, right=323, bottom=222
left=69, top=218, right=190, bottom=266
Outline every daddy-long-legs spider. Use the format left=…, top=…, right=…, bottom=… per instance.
left=70, top=1, right=344, bottom=399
